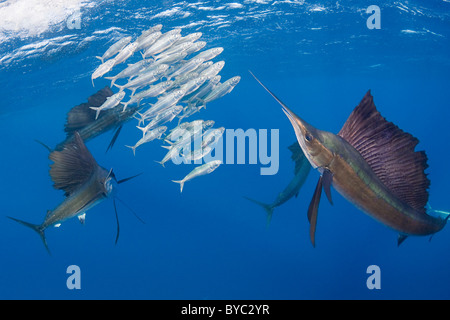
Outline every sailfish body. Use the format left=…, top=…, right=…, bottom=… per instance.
left=8, top=132, right=115, bottom=253
left=245, top=142, right=311, bottom=225
left=251, top=72, right=447, bottom=246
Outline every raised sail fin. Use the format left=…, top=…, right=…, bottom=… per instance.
left=49, top=132, right=99, bottom=196
left=338, top=91, right=430, bottom=214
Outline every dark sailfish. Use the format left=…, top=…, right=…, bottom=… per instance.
left=40, top=86, right=139, bottom=152
left=244, top=142, right=311, bottom=225
left=8, top=132, right=139, bottom=253
left=250, top=71, right=448, bottom=246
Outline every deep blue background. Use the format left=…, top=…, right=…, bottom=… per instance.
left=0, top=0, right=449, bottom=299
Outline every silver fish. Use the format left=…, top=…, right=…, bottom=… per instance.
left=142, top=33, right=181, bottom=59
left=153, top=51, right=188, bottom=66
left=156, top=144, right=183, bottom=167
left=89, top=90, right=126, bottom=119
left=199, top=61, right=225, bottom=79
left=95, top=36, right=132, bottom=63
left=172, top=160, right=222, bottom=193
left=92, top=58, right=116, bottom=87
left=194, top=61, right=214, bottom=75
left=165, top=121, right=203, bottom=148
left=113, top=41, right=138, bottom=66
left=179, top=76, right=207, bottom=96
left=121, top=80, right=173, bottom=111
left=184, top=75, right=221, bottom=104
left=183, top=41, right=207, bottom=56
left=135, top=24, right=163, bottom=45
left=114, top=64, right=169, bottom=96
left=164, top=122, right=191, bottom=142
left=139, top=89, right=186, bottom=122
left=174, top=32, right=202, bottom=45
left=134, top=31, right=162, bottom=52
left=137, top=105, right=183, bottom=135
left=177, top=104, right=201, bottom=123
left=126, top=126, right=167, bottom=156
left=201, top=127, right=225, bottom=148
left=182, top=146, right=213, bottom=162
left=105, top=59, right=153, bottom=87
left=158, top=41, right=194, bottom=58
left=191, top=47, right=224, bottom=62
left=201, top=76, right=241, bottom=108
left=167, top=58, right=204, bottom=80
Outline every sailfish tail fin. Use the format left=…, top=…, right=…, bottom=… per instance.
left=7, top=216, right=50, bottom=254
left=243, top=196, right=274, bottom=227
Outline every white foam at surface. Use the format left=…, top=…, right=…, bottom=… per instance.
left=0, top=0, right=92, bottom=43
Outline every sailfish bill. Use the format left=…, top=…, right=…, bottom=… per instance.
left=250, top=71, right=447, bottom=246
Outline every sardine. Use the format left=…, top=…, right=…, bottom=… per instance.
left=95, top=36, right=132, bottom=63
left=92, top=58, right=116, bottom=87
left=201, top=127, right=225, bottom=148
left=104, top=59, right=153, bottom=87
left=167, top=58, right=204, bottom=80
left=113, top=42, right=139, bottom=66
left=126, top=126, right=167, bottom=156
left=199, top=61, right=225, bottom=80
left=179, top=76, right=207, bottom=96
left=182, top=146, right=213, bottom=162
left=174, top=32, right=202, bottom=45
left=190, top=47, right=223, bottom=62
left=201, top=76, right=240, bottom=108
left=134, top=31, right=162, bottom=52
left=137, top=105, right=183, bottom=135
left=172, top=160, right=222, bottom=193
left=142, top=33, right=181, bottom=59
left=89, top=90, right=126, bottom=120
left=138, top=89, right=186, bottom=122
left=114, top=64, right=169, bottom=96
left=121, top=80, right=173, bottom=111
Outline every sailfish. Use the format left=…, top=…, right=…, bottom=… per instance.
left=244, top=142, right=311, bottom=225
left=52, top=86, right=139, bottom=152
left=250, top=71, right=448, bottom=246
left=8, top=132, right=140, bottom=254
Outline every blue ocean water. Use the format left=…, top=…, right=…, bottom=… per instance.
left=1, top=0, right=450, bottom=300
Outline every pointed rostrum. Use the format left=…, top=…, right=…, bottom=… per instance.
left=338, top=90, right=430, bottom=214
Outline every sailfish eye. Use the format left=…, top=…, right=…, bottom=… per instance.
left=305, top=132, right=313, bottom=142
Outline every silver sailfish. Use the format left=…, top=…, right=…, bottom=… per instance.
left=8, top=132, right=140, bottom=253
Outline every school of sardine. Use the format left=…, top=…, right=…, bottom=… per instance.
left=92, top=25, right=239, bottom=191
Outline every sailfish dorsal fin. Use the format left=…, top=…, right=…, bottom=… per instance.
left=49, top=132, right=99, bottom=197
left=338, top=90, right=430, bottom=213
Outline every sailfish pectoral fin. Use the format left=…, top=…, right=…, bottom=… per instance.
left=397, top=234, right=408, bottom=246
left=307, top=176, right=323, bottom=248
left=322, top=169, right=333, bottom=205
left=106, top=125, right=123, bottom=153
